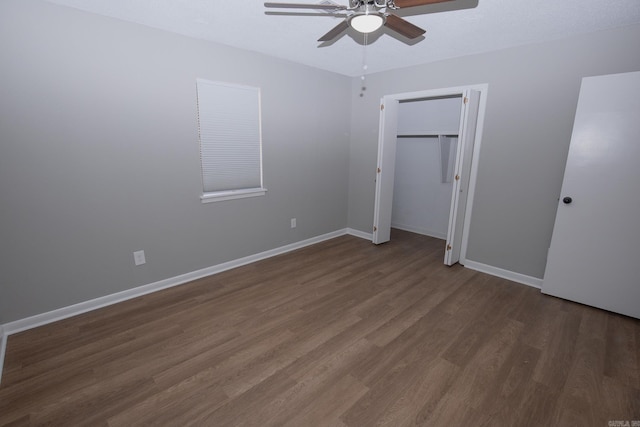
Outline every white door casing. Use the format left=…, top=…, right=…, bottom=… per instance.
left=373, top=85, right=486, bottom=268
left=542, top=71, right=640, bottom=319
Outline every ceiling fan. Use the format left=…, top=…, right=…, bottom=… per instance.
left=264, top=0, right=454, bottom=42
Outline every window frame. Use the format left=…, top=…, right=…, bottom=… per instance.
left=196, top=79, right=266, bottom=204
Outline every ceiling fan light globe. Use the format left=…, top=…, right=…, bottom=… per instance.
left=350, top=13, right=384, bottom=33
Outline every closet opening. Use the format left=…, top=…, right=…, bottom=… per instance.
left=372, top=85, right=487, bottom=266
left=393, top=95, right=462, bottom=241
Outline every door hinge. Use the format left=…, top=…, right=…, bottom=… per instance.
left=374, top=226, right=378, bottom=232
left=377, top=167, right=381, bottom=173
left=464, top=97, right=468, bottom=104
left=380, top=104, right=384, bottom=111
left=447, top=244, right=452, bottom=251
left=455, top=174, right=460, bottom=181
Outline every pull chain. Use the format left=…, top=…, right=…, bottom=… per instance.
left=360, top=33, right=368, bottom=97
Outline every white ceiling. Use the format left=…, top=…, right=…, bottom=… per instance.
left=44, top=0, right=640, bottom=76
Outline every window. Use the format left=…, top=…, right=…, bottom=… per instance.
left=196, top=79, right=266, bottom=203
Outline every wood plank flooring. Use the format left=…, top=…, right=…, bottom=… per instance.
left=1, top=229, right=639, bottom=426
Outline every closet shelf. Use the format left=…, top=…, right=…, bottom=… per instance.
left=397, top=132, right=458, bottom=138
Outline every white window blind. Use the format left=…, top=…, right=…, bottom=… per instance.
left=196, top=79, right=265, bottom=202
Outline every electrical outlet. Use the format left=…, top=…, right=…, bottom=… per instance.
left=133, top=250, right=146, bottom=266
left=290, top=218, right=296, bottom=229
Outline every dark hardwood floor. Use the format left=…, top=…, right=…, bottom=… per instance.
left=1, top=230, right=639, bottom=426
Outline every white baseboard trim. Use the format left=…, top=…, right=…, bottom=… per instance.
left=0, top=326, right=6, bottom=384
left=346, top=227, right=373, bottom=241
left=463, top=259, right=543, bottom=289
left=0, top=228, right=350, bottom=384
left=2, top=228, right=348, bottom=336
left=390, top=223, right=447, bottom=240
left=0, top=228, right=541, bottom=384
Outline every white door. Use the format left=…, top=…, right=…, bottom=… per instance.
left=372, top=97, right=399, bottom=244
left=444, top=90, right=480, bottom=265
left=542, top=71, right=640, bottom=319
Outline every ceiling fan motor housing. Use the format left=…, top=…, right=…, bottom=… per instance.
left=266, top=0, right=449, bottom=42
left=349, top=4, right=386, bottom=33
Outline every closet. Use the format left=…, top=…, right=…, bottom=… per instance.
left=391, top=96, right=462, bottom=240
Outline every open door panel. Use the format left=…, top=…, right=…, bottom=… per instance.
left=444, top=89, right=480, bottom=266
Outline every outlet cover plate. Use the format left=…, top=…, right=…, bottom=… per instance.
left=133, top=250, right=146, bottom=266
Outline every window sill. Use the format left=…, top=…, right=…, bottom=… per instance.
left=200, top=188, right=267, bottom=204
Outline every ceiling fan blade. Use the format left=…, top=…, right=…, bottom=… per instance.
left=318, top=20, right=350, bottom=42
left=384, top=13, right=426, bottom=39
left=392, top=0, right=453, bottom=7
left=265, top=2, right=347, bottom=10
left=265, top=11, right=348, bottom=17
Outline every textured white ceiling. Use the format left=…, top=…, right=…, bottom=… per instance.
left=44, top=0, right=640, bottom=76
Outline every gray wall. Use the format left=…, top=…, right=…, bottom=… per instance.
left=347, top=24, right=640, bottom=279
left=2, top=0, right=639, bottom=324
left=0, top=0, right=351, bottom=323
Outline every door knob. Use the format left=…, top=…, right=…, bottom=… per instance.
left=562, top=196, right=572, bottom=204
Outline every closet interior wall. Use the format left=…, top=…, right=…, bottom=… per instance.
left=392, top=96, right=462, bottom=239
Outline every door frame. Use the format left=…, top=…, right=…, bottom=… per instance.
left=372, top=84, right=488, bottom=265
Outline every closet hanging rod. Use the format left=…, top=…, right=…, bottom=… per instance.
left=397, top=134, right=458, bottom=138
